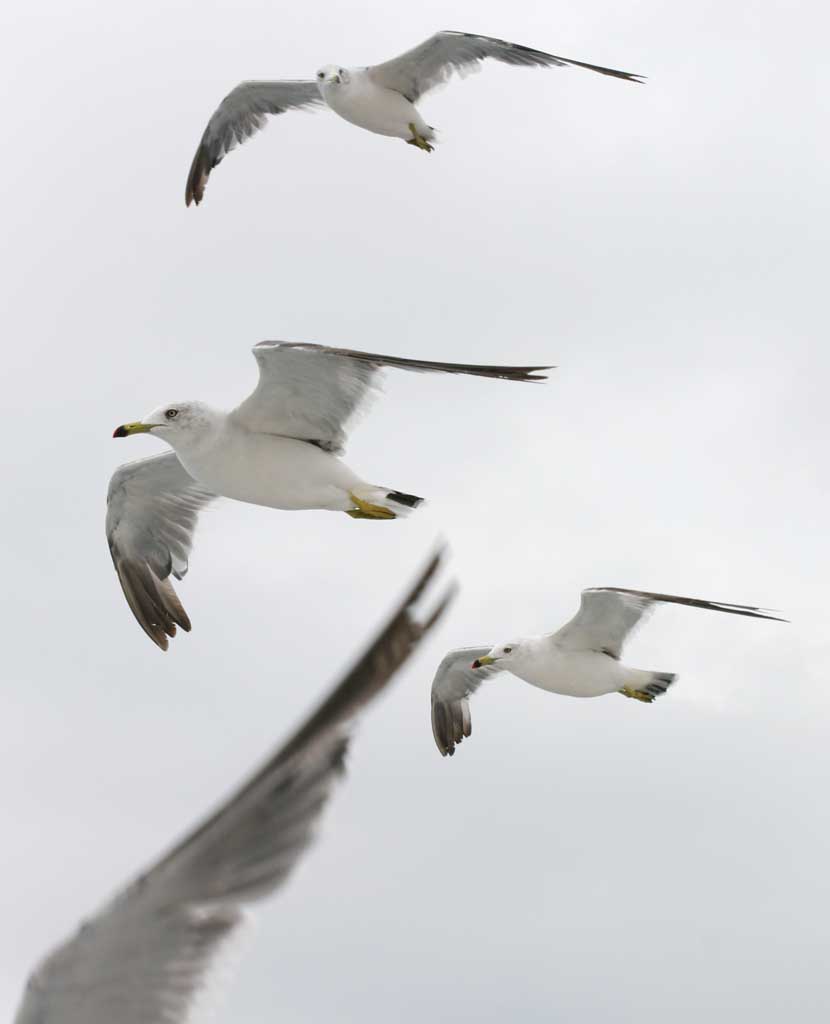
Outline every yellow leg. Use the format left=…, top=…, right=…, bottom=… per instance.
left=406, top=123, right=434, bottom=153
left=619, top=687, right=655, bottom=704
left=345, top=492, right=396, bottom=520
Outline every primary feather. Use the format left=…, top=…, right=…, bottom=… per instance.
left=15, top=551, right=454, bottom=1024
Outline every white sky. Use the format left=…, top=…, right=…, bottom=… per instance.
left=1, top=0, right=828, bottom=1020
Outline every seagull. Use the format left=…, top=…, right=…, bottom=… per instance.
left=185, top=30, right=644, bottom=204
left=13, top=551, right=453, bottom=1024
left=430, top=587, right=786, bottom=756
left=108, top=340, right=549, bottom=650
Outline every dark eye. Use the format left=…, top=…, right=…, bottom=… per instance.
left=165, top=409, right=178, bottom=420
left=317, top=71, right=324, bottom=79
left=504, top=647, right=513, bottom=654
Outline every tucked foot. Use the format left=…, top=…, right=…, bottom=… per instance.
left=619, top=687, right=656, bottom=703
left=406, top=123, right=434, bottom=153
left=346, top=492, right=396, bottom=520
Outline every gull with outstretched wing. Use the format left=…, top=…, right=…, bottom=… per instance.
left=186, top=30, right=643, bottom=204
left=108, top=340, right=550, bottom=649
left=431, top=587, right=786, bottom=756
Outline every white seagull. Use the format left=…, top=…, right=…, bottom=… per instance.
left=430, top=587, right=786, bottom=756
left=108, top=340, right=549, bottom=650
left=185, top=29, right=644, bottom=204
left=13, top=552, right=453, bottom=1024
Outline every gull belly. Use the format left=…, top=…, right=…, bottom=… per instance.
left=511, top=645, right=629, bottom=699
left=322, top=70, right=433, bottom=141
left=175, top=428, right=363, bottom=512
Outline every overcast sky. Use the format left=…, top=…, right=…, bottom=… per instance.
left=1, top=0, right=828, bottom=1020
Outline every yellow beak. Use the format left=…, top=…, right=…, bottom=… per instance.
left=113, top=421, right=152, bottom=438
left=471, top=655, right=496, bottom=669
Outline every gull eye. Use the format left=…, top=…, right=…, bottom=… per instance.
left=165, top=409, right=178, bottom=420
left=504, top=647, right=513, bottom=654
left=317, top=71, right=324, bottom=79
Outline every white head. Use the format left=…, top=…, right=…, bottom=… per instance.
left=316, top=64, right=350, bottom=87
left=471, top=641, right=524, bottom=671
left=113, top=400, right=221, bottom=450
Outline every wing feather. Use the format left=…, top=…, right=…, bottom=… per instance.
left=230, top=341, right=551, bottom=454
left=15, top=551, right=454, bottom=1024
left=106, top=453, right=216, bottom=650
left=185, top=80, right=324, bottom=206
left=430, top=646, right=499, bottom=756
left=369, top=30, right=643, bottom=103
left=552, top=587, right=785, bottom=659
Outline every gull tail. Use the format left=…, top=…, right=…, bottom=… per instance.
left=346, top=485, right=425, bottom=521
left=386, top=489, right=424, bottom=510
left=620, top=671, right=677, bottom=703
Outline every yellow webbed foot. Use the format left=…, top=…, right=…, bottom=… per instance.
left=406, top=123, right=434, bottom=153
left=619, top=687, right=655, bottom=704
left=346, top=492, right=396, bottom=520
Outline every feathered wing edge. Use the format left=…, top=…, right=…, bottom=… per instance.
left=152, top=546, right=456, bottom=880
left=369, top=30, right=644, bottom=103
left=106, top=453, right=216, bottom=651
left=587, top=588, right=788, bottom=623
left=185, top=80, right=324, bottom=206
left=274, top=342, right=553, bottom=383
left=17, top=549, right=455, bottom=1024
left=430, top=647, right=500, bottom=757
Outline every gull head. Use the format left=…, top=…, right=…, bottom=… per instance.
left=316, top=64, right=349, bottom=87
left=472, top=642, right=522, bottom=670
left=113, top=400, right=219, bottom=446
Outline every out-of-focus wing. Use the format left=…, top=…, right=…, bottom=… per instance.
left=185, top=80, right=324, bottom=205
left=106, top=452, right=216, bottom=650
left=230, top=340, right=551, bottom=454
left=369, top=30, right=643, bottom=103
left=15, top=550, right=455, bottom=1024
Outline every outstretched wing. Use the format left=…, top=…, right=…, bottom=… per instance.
left=368, top=30, right=643, bottom=103
left=106, top=453, right=216, bottom=650
left=552, top=587, right=785, bottom=660
left=430, top=646, right=500, bottom=756
left=185, top=80, right=324, bottom=205
left=230, top=341, right=551, bottom=454
left=15, top=551, right=454, bottom=1024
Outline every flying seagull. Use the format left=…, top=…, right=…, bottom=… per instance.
left=14, top=551, right=453, bottom=1024
left=109, top=340, right=549, bottom=650
left=430, top=587, right=786, bottom=756
left=185, top=30, right=644, bottom=204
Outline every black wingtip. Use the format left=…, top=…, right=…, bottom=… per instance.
left=595, top=587, right=788, bottom=623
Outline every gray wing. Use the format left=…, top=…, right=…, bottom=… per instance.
left=430, top=646, right=500, bottom=757
left=230, top=341, right=551, bottom=454
left=552, top=587, right=785, bottom=660
left=106, top=452, right=216, bottom=651
left=368, top=30, right=643, bottom=103
left=15, top=551, right=455, bottom=1024
left=185, top=80, right=324, bottom=205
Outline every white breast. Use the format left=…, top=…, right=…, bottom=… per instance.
left=322, top=69, right=429, bottom=140
left=174, top=428, right=361, bottom=512
left=512, top=645, right=626, bottom=699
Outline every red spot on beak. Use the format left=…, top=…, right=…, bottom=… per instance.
left=471, top=659, right=481, bottom=669
left=113, top=425, right=127, bottom=438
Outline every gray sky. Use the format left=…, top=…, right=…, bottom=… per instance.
left=1, top=0, right=828, bottom=1020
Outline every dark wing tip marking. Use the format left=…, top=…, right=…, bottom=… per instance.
left=431, top=695, right=472, bottom=757
left=185, top=147, right=208, bottom=207
left=114, top=559, right=192, bottom=652
left=442, top=30, right=645, bottom=83
left=269, top=342, right=554, bottom=382
left=591, top=587, right=788, bottom=623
